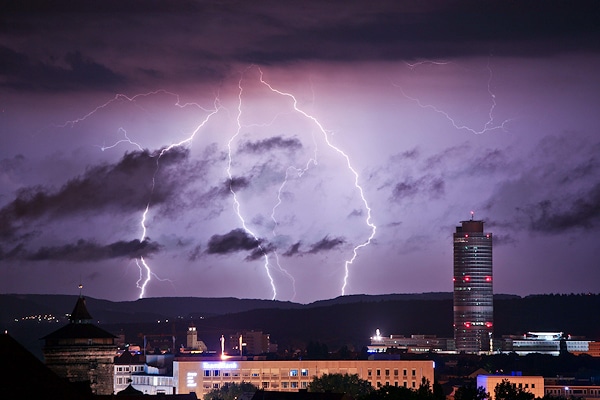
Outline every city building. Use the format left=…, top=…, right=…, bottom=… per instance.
left=368, top=329, right=454, bottom=353
left=499, top=332, right=592, bottom=356
left=453, top=216, right=493, bottom=353
left=42, top=296, right=117, bottom=395
left=228, top=330, right=277, bottom=355
left=114, top=349, right=146, bottom=393
left=174, top=357, right=434, bottom=397
left=186, top=324, right=208, bottom=353
left=476, top=375, right=544, bottom=400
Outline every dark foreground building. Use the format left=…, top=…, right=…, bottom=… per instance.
left=453, top=217, right=493, bottom=353
left=42, top=296, right=117, bottom=395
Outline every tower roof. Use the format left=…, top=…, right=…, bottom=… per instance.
left=69, top=296, right=93, bottom=323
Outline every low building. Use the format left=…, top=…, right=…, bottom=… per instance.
left=114, top=349, right=146, bottom=393
left=174, top=357, right=434, bottom=397
left=545, top=384, right=600, bottom=399
left=369, top=330, right=453, bottom=353
left=500, top=332, right=591, bottom=356
left=476, top=375, right=544, bottom=400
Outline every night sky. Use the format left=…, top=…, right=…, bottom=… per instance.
left=1, top=1, right=599, bottom=303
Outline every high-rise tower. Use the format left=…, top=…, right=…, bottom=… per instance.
left=453, top=216, right=493, bottom=353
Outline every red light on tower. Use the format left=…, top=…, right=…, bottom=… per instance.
left=485, top=322, right=493, bottom=328
left=464, top=276, right=470, bottom=282
left=464, top=322, right=471, bottom=328
left=485, top=276, right=492, bottom=282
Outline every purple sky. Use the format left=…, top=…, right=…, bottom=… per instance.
left=1, top=1, right=599, bottom=303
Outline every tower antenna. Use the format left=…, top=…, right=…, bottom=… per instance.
left=470, top=210, right=474, bottom=221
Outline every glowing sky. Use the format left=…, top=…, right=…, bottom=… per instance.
left=1, top=1, right=599, bottom=303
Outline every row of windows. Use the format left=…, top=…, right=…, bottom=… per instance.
left=367, top=369, right=416, bottom=377
left=203, top=368, right=310, bottom=378
left=204, top=380, right=418, bottom=390
left=116, top=365, right=144, bottom=373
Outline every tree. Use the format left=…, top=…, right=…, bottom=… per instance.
left=494, top=379, right=534, bottom=400
left=203, top=382, right=258, bottom=400
left=308, top=373, right=374, bottom=399
left=454, top=384, right=489, bottom=400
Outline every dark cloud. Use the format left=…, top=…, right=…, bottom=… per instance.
left=238, top=136, right=302, bottom=154
left=392, top=176, right=445, bottom=200
left=0, top=238, right=160, bottom=262
left=283, top=242, right=301, bottom=257
left=246, top=242, right=276, bottom=261
left=227, top=176, right=251, bottom=192
left=0, top=46, right=124, bottom=92
left=3, top=0, right=598, bottom=94
left=522, top=183, right=600, bottom=233
left=0, top=147, right=189, bottom=240
left=188, top=244, right=202, bottom=262
left=307, top=236, right=345, bottom=254
left=206, top=229, right=261, bottom=255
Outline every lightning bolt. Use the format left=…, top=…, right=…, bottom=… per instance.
left=396, top=59, right=511, bottom=135
left=253, top=67, right=377, bottom=297
left=57, top=90, right=221, bottom=299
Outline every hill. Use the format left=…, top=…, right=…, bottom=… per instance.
left=2, top=292, right=598, bottom=359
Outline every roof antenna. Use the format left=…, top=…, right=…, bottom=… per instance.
left=470, top=211, right=474, bottom=221
left=78, top=274, right=83, bottom=297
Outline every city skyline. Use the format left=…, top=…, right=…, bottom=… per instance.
left=1, top=1, right=599, bottom=303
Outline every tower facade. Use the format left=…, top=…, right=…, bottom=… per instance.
left=42, top=296, right=117, bottom=395
left=453, top=218, right=493, bottom=353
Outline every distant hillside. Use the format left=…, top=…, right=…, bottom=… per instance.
left=2, top=292, right=598, bottom=360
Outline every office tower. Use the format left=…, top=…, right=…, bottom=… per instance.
left=453, top=216, right=493, bottom=353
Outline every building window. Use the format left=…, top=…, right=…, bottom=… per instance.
left=376, top=369, right=381, bottom=376
left=282, top=382, right=289, bottom=389
left=412, top=382, right=416, bottom=388
left=301, top=369, right=309, bottom=376
left=394, top=369, right=398, bottom=376
left=204, top=370, right=210, bottom=377
left=411, top=369, right=416, bottom=377
left=214, top=370, right=220, bottom=377
left=290, top=369, right=298, bottom=377
left=532, top=384, right=535, bottom=388
left=403, top=369, right=407, bottom=376
left=368, top=369, right=372, bottom=377
left=213, top=383, right=219, bottom=389
left=404, top=382, right=407, bottom=388
left=377, top=382, right=382, bottom=388
left=262, top=382, right=269, bottom=389
left=291, top=382, right=298, bottom=389
left=385, top=369, right=390, bottom=376
left=301, top=382, right=308, bottom=389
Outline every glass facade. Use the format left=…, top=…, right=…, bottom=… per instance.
left=453, top=220, right=493, bottom=353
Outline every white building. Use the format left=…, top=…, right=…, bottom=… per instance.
left=501, top=332, right=591, bottom=356
left=174, top=357, right=434, bottom=397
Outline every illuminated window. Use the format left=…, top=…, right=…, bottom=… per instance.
left=290, top=369, right=298, bottom=377
left=301, top=369, right=309, bottom=376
